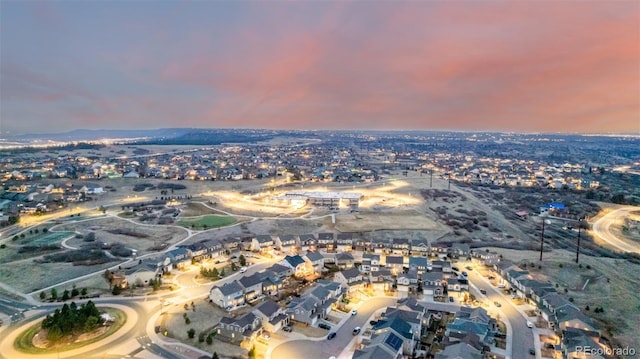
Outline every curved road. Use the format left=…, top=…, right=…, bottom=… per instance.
left=591, top=205, right=640, bottom=254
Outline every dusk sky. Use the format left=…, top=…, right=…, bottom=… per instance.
left=1, top=1, right=638, bottom=135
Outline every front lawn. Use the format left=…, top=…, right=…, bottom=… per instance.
left=177, top=215, right=236, bottom=229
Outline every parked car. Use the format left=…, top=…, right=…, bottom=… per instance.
left=350, top=309, right=357, bottom=316
left=480, top=289, right=487, bottom=295
left=327, top=332, right=337, bottom=340
left=466, top=266, right=473, bottom=270
left=449, top=296, right=455, bottom=302
left=318, top=323, right=331, bottom=330
left=462, top=271, right=468, bottom=277
left=494, top=301, right=502, bottom=307
left=283, top=326, right=292, bottom=332
left=240, top=266, right=247, bottom=273
left=369, top=320, right=378, bottom=325
left=352, top=327, right=361, bottom=335
left=261, top=332, right=270, bottom=340
left=488, top=275, right=495, bottom=279
left=529, top=348, right=536, bottom=355
left=527, top=321, right=534, bottom=328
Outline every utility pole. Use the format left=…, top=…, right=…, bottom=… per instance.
left=430, top=170, right=433, bottom=188
left=575, top=218, right=583, bottom=263
left=447, top=173, right=451, bottom=191
left=539, top=218, right=546, bottom=261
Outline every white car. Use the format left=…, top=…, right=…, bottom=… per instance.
left=240, top=266, right=247, bottom=273
left=527, top=321, right=534, bottom=328
left=350, top=309, right=358, bottom=316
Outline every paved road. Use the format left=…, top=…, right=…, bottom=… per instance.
left=271, top=297, right=397, bottom=359
left=466, top=267, right=535, bottom=359
left=591, top=205, right=640, bottom=254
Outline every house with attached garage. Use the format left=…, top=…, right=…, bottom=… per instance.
left=209, top=280, right=245, bottom=310
left=335, top=252, right=355, bottom=269
left=385, top=255, right=404, bottom=274
left=215, top=312, right=261, bottom=348
left=304, top=251, right=325, bottom=273
left=317, top=232, right=335, bottom=252
left=239, top=273, right=265, bottom=303
left=333, top=267, right=364, bottom=295
left=408, top=256, right=429, bottom=274
left=336, top=233, right=354, bottom=252
left=391, top=238, right=410, bottom=255
left=252, top=299, right=288, bottom=333
left=280, top=254, right=312, bottom=277
left=276, top=234, right=298, bottom=254
left=298, top=234, right=317, bottom=252
left=410, top=238, right=430, bottom=256
left=252, top=235, right=275, bottom=252
left=286, top=297, right=320, bottom=326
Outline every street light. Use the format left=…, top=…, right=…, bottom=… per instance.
left=575, top=217, right=584, bottom=263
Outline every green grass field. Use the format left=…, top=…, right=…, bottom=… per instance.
left=178, top=215, right=236, bottom=229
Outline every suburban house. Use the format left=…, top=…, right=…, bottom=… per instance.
left=161, top=247, right=191, bottom=272
left=447, top=277, right=469, bottom=292
left=182, top=242, right=208, bottom=262
left=304, top=251, right=325, bottom=273
left=431, top=260, right=452, bottom=273
left=410, top=239, right=430, bottom=256
left=562, top=327, right=608, bottom=359
left=266, top=263, right=293, bottom=280
left=555, top=305, right=601, bottom=334
left=369, top=316, right=417, bottom=356
left=276, top=234, right=298, bottom=253
left=123, top=259, right=162, bottom=287
left=336, top=233, right=354, bottom=252
left=253, top=299, right=288, bottom=333
left=280, top=255, right=312, bottom=277
left=216, top=312, right=261, bottom=347
left=391, top=238, right=410, bottom=255
left=422, top=271, right=445, bottom=297
left=239, top=273, right=265, bottom=302
left=317, top=232, right=335, bottom=252
left=335, top=252, right=355, bottom=269
left=355, top=237, right=372, bottom=252
left=299, top=234, right=317, bottom=252
left=385, top=255, right=404, bottom=274
left=408, top=256, right=429, bottom=273
left=307, top=284, right=338, bottom=318
left=333, top=267, right=364, bottom=295
left=222, top=237, right=241, bottom=252
left=353, top=331, right=403, bottom=359
left=252, top=235, right=275, bottom=252
left=201, top=238, right=225, bottom=259
left=209, top=280, right=245, bottom=309
left=287, top=297, right=320, bottom=326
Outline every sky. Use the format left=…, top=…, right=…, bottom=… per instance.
left=1, top=1, right=639, bottom=135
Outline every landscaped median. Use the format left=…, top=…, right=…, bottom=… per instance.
left=14, top=306, right=126, bottom=354
left=177, top=214, right=237, bottom=229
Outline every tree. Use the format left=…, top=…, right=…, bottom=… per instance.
left=39, top=291, right=46, bottom=301
left=207, top=335, right=213, bottom=345
left=248, top=346, right=256, bottom=358
left=80, top=288, right=88, bottom=296
left=112, top=285, right=122, bottom=295
left=71, top=287, right=80, bottom=297
left=239, top=254, right=246, bottom=267
left=43, top=228, right=49, bottom=233
left=187, top=328, right=196, bottom=339
left=50, top=288, right=58, bottom=300
left=211, top=351, right=219, bottom=359
left=61, top=290, right=70, bottom=301
left=212, top=267, right=219, bottom=278
left=220, top=268, right=225, bottom=277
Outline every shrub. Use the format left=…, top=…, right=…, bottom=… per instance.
left=187, top=328, right=196, bottom=339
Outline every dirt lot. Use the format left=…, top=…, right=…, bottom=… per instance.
left=332, top=210, right=442, bottom=232
left=54, top=216, right=188, bottom=253
left=487, top=247, right=640, bottom=350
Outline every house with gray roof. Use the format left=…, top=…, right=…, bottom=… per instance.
left=215, top=312, right=261, bottom=346
left=335, top=252, right=355, bottom=269
left=276, top=234, right=298, bottom=253
left=299, top=234, right=317, bottom=252
left=304, top=251, right=325, bottom=273
left=252, top=235, right=274, bottom=252
left=209, top=280, right=245, bottom=309
left=334, top=267, right=363, bottom=295
left=280, top=254, right=311, bottom=277
left=435, top=342, right=483, bottom=359
left=253, top=299, right=288, bottom=333
left=385, top=255, right=404, bottom=274
left=336, top=233, right=354, bottom=252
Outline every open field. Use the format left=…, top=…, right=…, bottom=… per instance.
left=487, top=248, right=640, bottom=350
left=0, top=258, right=115, bottom=293
left=54, top=216, right=187, bottom=253
left=333, top=210, right=441, bottom=232
left=178, top=215, right=237, bottom=229
left=179, top=202, right=221, bottom=217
